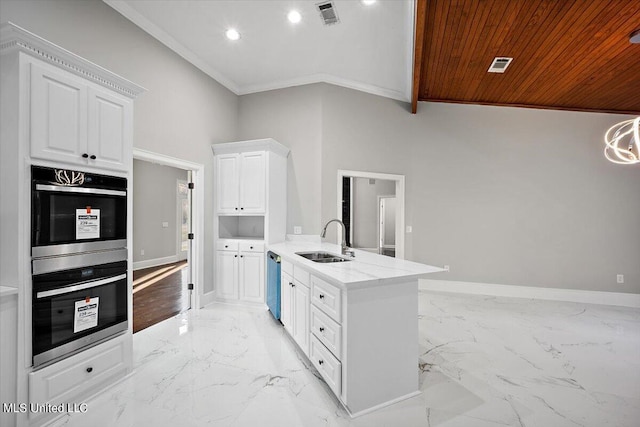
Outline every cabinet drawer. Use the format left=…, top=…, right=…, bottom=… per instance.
left=310, top=334, right=341, bottom=397
left=293, top=266, right=310, bottom=287
left=310, top=305, right=342, bottom=360
left=217, top=240, right=239, bottom=251
left=239, top=241, right=264, bottom=252
left=281, top=259, right=293, bottom=276
left=29, top=335, right=129, bottom=411
left=311, top=276, right=342, bottom=323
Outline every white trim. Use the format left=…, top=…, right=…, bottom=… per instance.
left=406, top=0, right=416, bottom=102
left=133, top=148, right=205, bottom=310
left=238, top=73, right=409, bottom=102
left=337, top=170, right=405, bottom=259
left=103, top=0, right=239, bottom=95
left=200, top=291, right=216, bottom=308
left=132, top=255, right=179, bottom=271
left=420, top=279, right=640, bottom=308
left=211, top=138, right=290, bottom=157
left=346, top=390, right=422, bottom=418
left=0, top=22, right=145, bottom=98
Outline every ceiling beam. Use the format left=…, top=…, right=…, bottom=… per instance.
left=411, top=0, right=428, bottom=114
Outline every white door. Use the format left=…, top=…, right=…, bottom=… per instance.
left=216, top=154, right=239, bottom=213
left=238, top=251, right=264, bottom=303
left=87, top=87, right=131, bottom=171
left=293, top=283, right=310, bottom=355
left=30, top=62, right=88, bottom=164
left=239, top=151, right=265, bottom=213
left=216, top=250, right=238, bottom=299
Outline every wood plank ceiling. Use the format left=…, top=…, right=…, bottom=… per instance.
left=412, top=0, right=640, bottom=114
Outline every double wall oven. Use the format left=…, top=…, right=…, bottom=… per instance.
left=31, top=165, right=129, bottom=367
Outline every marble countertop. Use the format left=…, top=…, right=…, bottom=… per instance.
left=268, top=240, right=444, bottom=289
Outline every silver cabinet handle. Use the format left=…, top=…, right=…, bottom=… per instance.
left=37, top=274, right=126, bottom=298
left=36, top=184, right=126, bottom=197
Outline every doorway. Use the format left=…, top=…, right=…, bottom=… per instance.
left=338, top=170, right=405, bottom=259
left=132, top=149, right=204, bottom=333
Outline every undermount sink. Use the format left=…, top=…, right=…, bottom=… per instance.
left=295, top=251, right=352, bottom=263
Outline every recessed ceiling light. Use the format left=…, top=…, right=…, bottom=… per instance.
left=630, top=29, right=640, bottom=44
left=287, top=10, right=302, bottom=24
left=225, top=28, right=240, bottom=41
left=362, top=0, right=376, bottom=5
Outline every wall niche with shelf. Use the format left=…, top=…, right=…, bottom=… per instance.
left=218, top=216, right=265, bottom=240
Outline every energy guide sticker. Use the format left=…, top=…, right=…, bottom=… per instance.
left=76, top=208, right=100, bottom=239
left=74, top=297, right=99, bottom=333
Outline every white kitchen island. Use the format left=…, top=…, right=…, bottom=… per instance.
left=268, top=240, right=443, bottom=417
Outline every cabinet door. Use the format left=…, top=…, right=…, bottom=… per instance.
left=293, top=282, right=310, bottom=356
left=239, top=251, right=264, bottom=303
left=281, top=272, right=293, bottom=334
left=87, top=87, right=132, bottom=172
left=216, top=154, right=239, bottom=213
left=216, top=250, right=238, bottom=300
left=239, top=151, right=265, bottom=213
left=30, top=62, right=88, bottom=164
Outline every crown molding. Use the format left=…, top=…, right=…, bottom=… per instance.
left=103, top=0, right=240, bottom=95
left=211, top=138, right=290, bottom=158
left=0, top=21, right=145, bottom=98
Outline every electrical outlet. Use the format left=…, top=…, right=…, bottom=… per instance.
left=141, top=249, right=145, bottom=256
left=406, top=226, right=412, bottom=233
left=444, top=265, right=450, bottom=272
left=294, top=226, right=302, bottom=235
left=162, top=222, right=169, bottom=228
left=617, top=274, right=624, bottom=284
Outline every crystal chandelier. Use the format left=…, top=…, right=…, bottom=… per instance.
left=604, top=117, right=640, bottom=165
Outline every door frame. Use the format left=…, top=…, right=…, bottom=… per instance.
left=377, top=195, right=396, bottom=254
left=337, top=170, right=405, bottom=259
left=133, top=148, right=205, bottom=310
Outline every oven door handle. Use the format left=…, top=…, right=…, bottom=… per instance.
left=35, top=184, right=126, bottom=197
left=36, top=273, right=127, bottom=299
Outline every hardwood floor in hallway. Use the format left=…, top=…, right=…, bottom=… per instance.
left=133, top=260, right=189, bottom=333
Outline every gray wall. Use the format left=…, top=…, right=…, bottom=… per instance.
left=237, top=84, right=323, bottom=235
left=351, top=177, right=395, bottom=249
left=1, top=0, right=239, bottom=293
left=133, top=159, right=187, bottom=264
left=239, top=84, right=639, bottom=294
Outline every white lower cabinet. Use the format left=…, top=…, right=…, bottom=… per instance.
left=280, top=261, right=310, bottom=356
left=28, top=334, right=131, bottom=423
left=310, top=334, right=342, bottom=396
left=216, top=240, right=264, bottom=303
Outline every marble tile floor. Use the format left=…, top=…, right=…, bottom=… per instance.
left=53, top=291, right=640, bottom=427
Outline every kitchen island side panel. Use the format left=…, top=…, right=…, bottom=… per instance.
left=343, top=280, right=419, bottom=415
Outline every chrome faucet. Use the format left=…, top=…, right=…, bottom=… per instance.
left=321, top=219, right=355, bottom=257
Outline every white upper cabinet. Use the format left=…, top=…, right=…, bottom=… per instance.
left=239, top=151, right=266, bottom=213
left=30, top=62, right=87, bottom=164
left=216, top=154, right=240, bottom=213
left=29, top=60, right=134, bottom=172
left=216, top=151, right=266, bottom=214
left=87, top=87, right=132, bottom=171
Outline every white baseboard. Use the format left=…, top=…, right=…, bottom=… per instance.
left=200, top=291, right=216, bottom=308
left=133, top=255, right=179, bottom=271
left=420, top=279, right=640, bottom=308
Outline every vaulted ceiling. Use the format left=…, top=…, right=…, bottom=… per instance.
left=412, top=0, right=640, bottom=114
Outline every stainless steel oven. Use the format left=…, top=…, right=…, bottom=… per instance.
left=31, top=165, right=127, bottom=258
left=32, top=253, right=128, bottom=367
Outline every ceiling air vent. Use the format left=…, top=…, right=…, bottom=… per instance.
left=488, top=57, right=513, bottom=73
left=317, top=1, right=339, bottom=25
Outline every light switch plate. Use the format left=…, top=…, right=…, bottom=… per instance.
left=406, top=226, right=412, bottom=233
left=162, top=222, right=169, bottom=228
